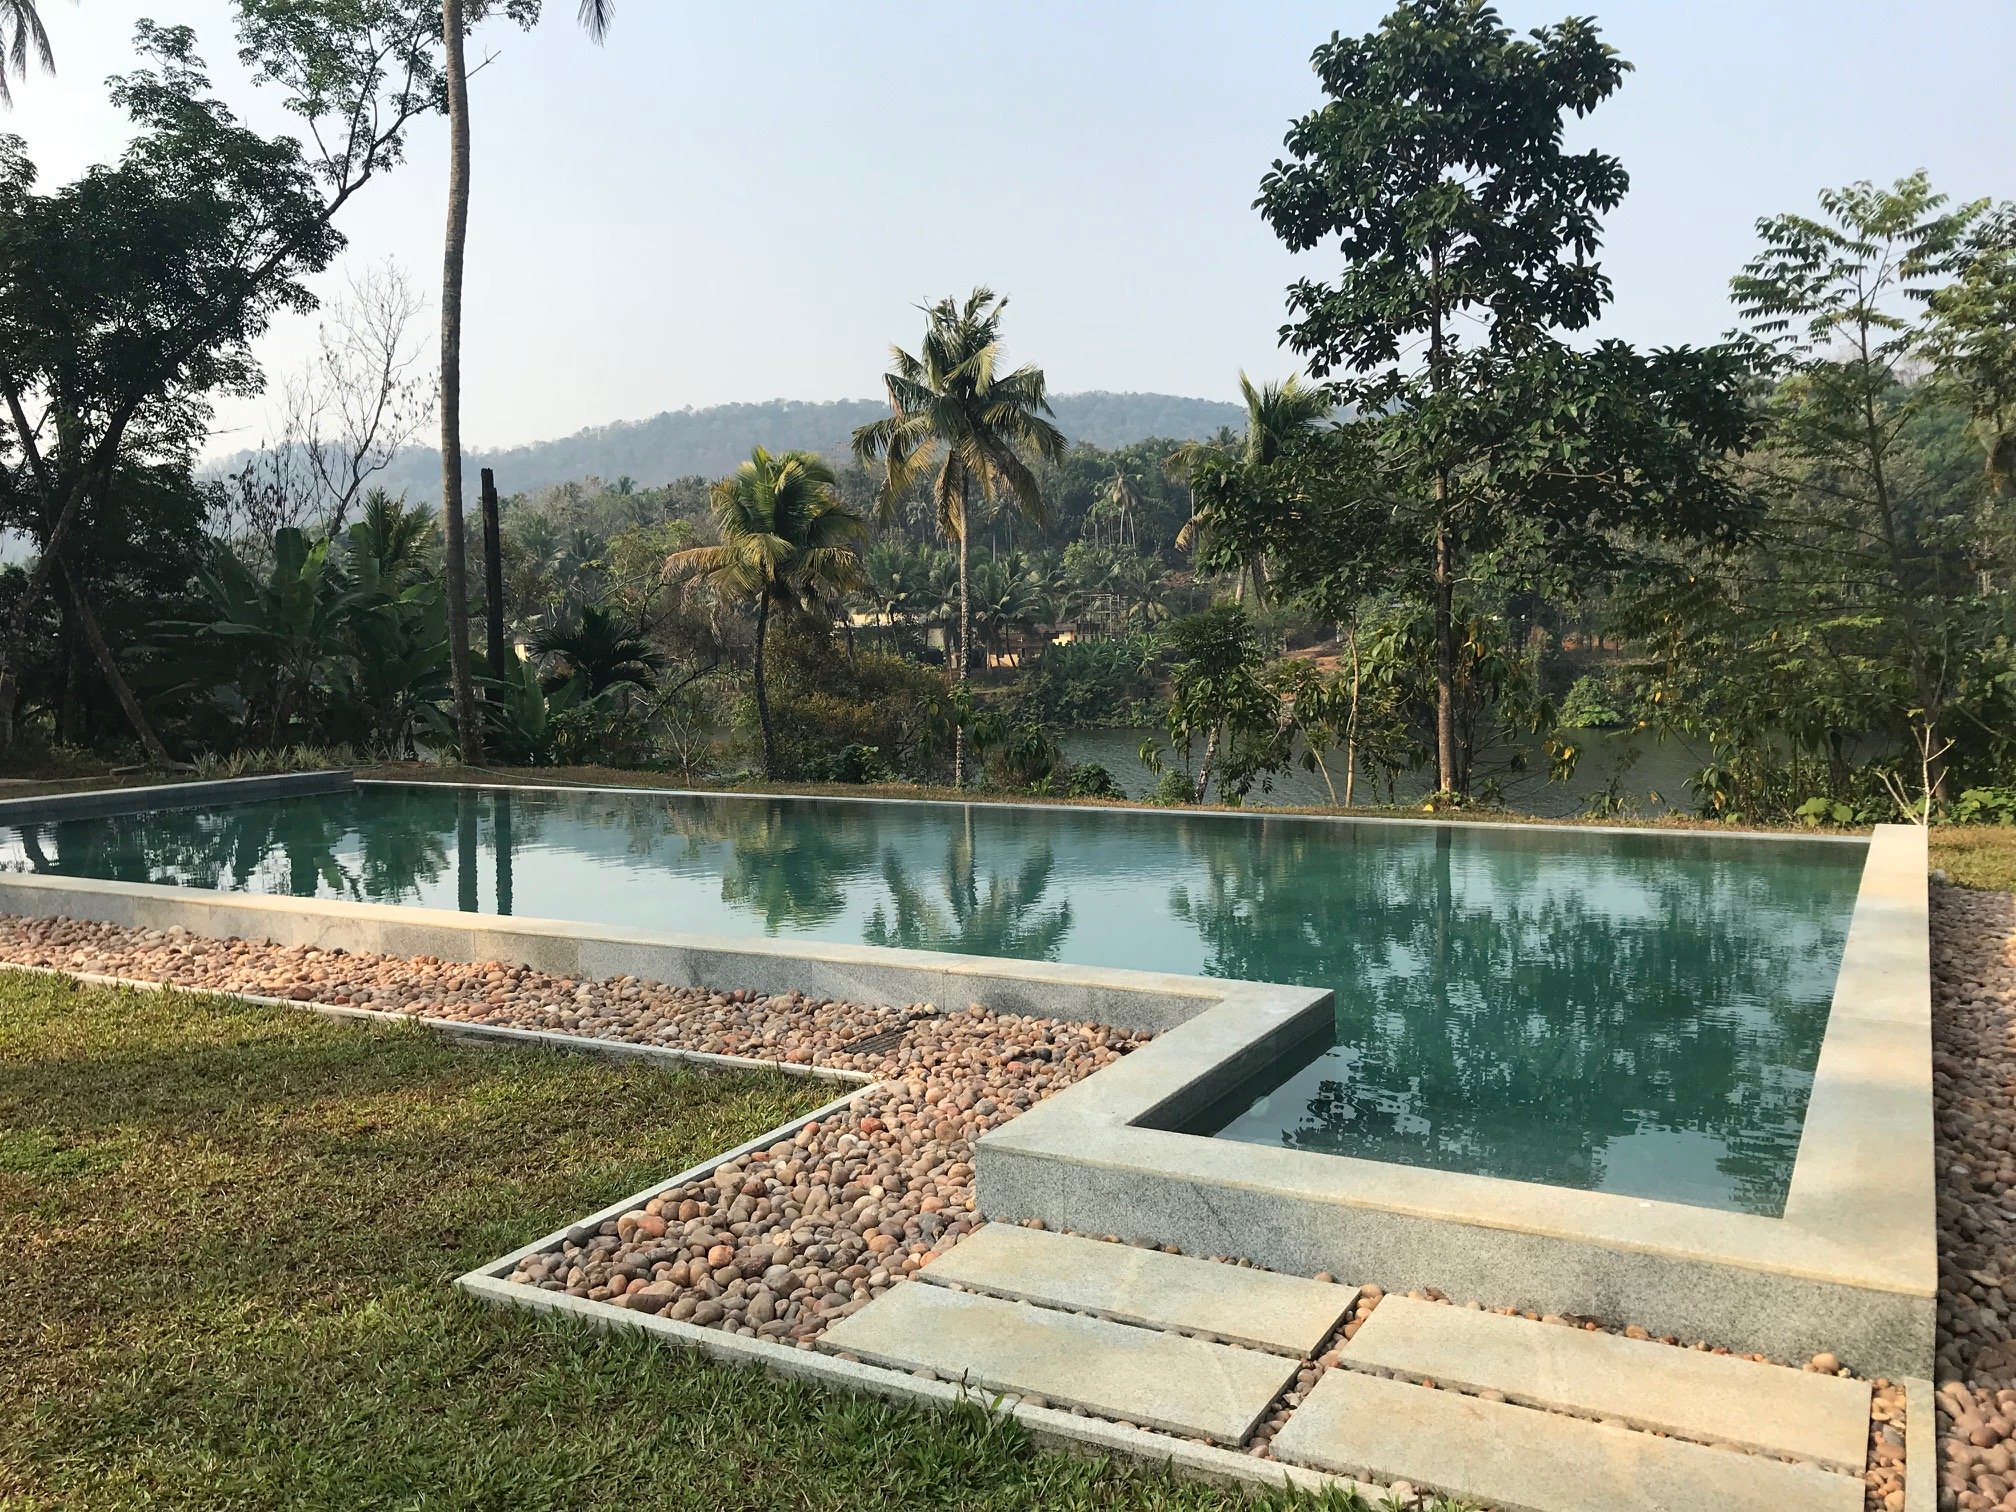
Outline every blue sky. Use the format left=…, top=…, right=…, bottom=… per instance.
left=13, top=1, right=2015, bottom=457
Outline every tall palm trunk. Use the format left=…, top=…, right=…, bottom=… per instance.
left=953, top=479, right=970, bottom=788
left=439, top=0, right=483, bottom=762
left=753, top=588, right=776, bottom=778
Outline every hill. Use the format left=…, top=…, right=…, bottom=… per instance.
left=224, top=391, right=1249, bottom=502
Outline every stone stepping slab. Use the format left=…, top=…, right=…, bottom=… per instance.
left=917, top=1223, right=1351, bottom=1356
left=818, top=1277, right=1297, bottom=1444
left=1343, top=1296, right=1872, bottom=1473
left=1272, top=1370, right=1865, bottom=1512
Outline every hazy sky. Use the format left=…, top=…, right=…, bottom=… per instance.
left=12, top=1, right=2014, bottom=458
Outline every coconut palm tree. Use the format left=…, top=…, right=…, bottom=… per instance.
left=438, top=0, right=614, bottom=760
left=1166, top=372, right=1330, bottom=604
left=665, top=448, right=864, bottom=778
left=0, top=1, right=56, bottom=108
left=852, top=288, right=1064, bottom=786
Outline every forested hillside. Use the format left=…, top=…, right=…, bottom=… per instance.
left=215, top=391, right=1248, bottom=501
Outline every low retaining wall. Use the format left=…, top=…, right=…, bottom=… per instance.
left=0, top=769, right=354, bottom=823
left=0, top=872, right=1227, bottom=1039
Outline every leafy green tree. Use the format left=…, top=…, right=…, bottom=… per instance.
left=667, top=448, right=865, bottom=778
left=1627, top=174, right=2016, bottom=819
left=1148, top=604, right=1281, bottom=803
left=0, top=8, right=448, bottom=758
left=852, top=288, right=1065, bottom=785
left=1166, top=372, right=1329, bottom=605
left=1255, top=0, right=1754, bottom=796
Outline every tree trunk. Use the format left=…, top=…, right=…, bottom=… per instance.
left=1195, top=724, right=1219, bottom=804
left=61, top=560, right=171, bottom=766
left=440, top=0, right=483, bottom=762
left=953, top=482, right=970, bottom=788
left=481, top=466, right=506, bottom=690
left=753, top=589, right=776, bottom=778
left=1432, top=504, right=1456, bottom=796
left=1345, top=621, right=1361, bottom=809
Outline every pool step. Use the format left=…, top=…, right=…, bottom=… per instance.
left=1338, top=1296, right=1873, bottom=1471
left=1272, top=1370, right=1866, bottom=1512
left=816, top=1278, right=1297, bottom=1444
left=915, top=1223, right=1352, bottom=1356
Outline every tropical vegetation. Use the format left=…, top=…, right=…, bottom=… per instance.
left=0, top=0, right=2010, bottom=830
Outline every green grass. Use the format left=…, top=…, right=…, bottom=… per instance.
left=0, top=974, right=1407, bottom=1511
left=1932, top=825, right=2016, bottom=893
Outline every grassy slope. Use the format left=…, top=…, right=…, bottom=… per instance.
left=0, top=975, right=1384, bottom=1512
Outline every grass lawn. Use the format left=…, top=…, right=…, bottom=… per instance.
left=0, top=973, right=1384, bottom=1511
left=1931, top=825, right=2016, bottom=893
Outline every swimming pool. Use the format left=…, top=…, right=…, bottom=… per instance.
left=0, top=780, right=1864, bottom=1216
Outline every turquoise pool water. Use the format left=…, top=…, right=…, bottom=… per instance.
left=0, top=782, right=1865, bottom=1215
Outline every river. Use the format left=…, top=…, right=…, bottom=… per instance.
left=1056, top=726, right=1705, bottom=818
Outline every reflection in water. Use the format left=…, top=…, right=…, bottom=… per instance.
left=866, top=812, right=1073, bottom=959
left=0, top=784, right=1864, bottom=1215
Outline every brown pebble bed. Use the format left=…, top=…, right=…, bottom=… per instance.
left=7, top=889, right=2012, bottom=1510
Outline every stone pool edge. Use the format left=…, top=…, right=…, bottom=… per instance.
left=973, top=823, right=1935, bottom=1379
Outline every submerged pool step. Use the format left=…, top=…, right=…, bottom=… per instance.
left=817, top=1278, right=1297, bottom=1444
left=1272, top=1370, right=1866, bottom=1512
left=1339, top=1295, right=1873, bottom=1472
left=916, top=1223, right=1353, bottom=1356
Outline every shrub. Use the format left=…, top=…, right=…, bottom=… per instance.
left=1950, top=787, right=2016, bottom=826
left=756, top=629, right=951, bottom=780
left=1558, top=673, right=1626, bottom=729
left=1063, top=761, right=1123, bottom=798
left=1019, top=637, right=1159, bottom=728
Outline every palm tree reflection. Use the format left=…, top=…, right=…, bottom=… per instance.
left=865, top=812, right=1073, bottom=960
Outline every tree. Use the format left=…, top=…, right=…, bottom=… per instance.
left=1255, top=0, right=1754, bottom=796
left=533, top=603, right=663, bottom=695
left=219, top=259, right=434, bottom=550
left=1166, top=372, right=1330, bottom=605
left=438, top=0, right=613, bottom=762
left=0, top=6, right=448, bottom=757
left=1149, top=604, right=1280, bottom=803
left=1676, top=173, right=2014, bottom=817
left=666, top=447, right=865, bottom=778
left=852, top=288, right=1065, bottom=786
left=0, top=1, right=54, bottom=108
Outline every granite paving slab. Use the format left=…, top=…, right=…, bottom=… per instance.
left=1271, top=1370, right=1865, bottom=1512
left=1342, top=1295, right=1871, bottom=1472
left=918, top=1223, right=1351, bottom=1356
left=818, top=1277, right=1297, bottom=1444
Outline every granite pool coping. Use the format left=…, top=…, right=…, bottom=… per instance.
left=975, top=823, right=1935, bottom=1377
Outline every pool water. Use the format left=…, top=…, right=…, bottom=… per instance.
left=0, top=782, right=1865, bottom=1215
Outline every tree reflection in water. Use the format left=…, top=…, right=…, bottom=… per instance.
left=1172, top=822, right=1857, bottom=1214
left=865, top=810, right=1073, bottom=960
left=695, top=799, right=878, bottom=934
